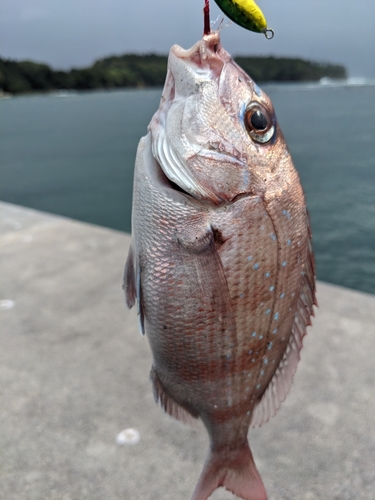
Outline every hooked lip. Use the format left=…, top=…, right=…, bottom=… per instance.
left=170, top=30, right=221, bottom=61
left=169, top=30, right=228, bottom=76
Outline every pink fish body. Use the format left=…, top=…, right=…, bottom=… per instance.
left=124, top=31, right=316, bottom=500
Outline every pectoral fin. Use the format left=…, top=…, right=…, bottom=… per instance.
left=175, top=223, right=236, bottom=344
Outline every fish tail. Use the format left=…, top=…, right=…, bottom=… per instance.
left=190, top=442, right=267, bottom=500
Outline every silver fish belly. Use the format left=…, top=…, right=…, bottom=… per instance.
left=124, top=31, right=316, bottom=500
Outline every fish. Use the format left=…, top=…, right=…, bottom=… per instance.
left=124, top=30, right=316, bottom=500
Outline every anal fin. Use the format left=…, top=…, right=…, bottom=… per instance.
left=150, top=367, right=199, bottom=428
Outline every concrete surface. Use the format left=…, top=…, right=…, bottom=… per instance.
left=1, top=200, right=374, bottom=500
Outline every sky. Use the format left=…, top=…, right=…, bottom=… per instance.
left=0, top=0, right=374, bottom=78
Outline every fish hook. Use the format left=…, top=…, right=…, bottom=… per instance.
left=203, top=0, right=211, bottom=35
left=211, top=14, right=222, bottom=28
left=216, top=16, right=233, bottom=31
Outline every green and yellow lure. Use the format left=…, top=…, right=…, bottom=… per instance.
left=213, top=0, right=274, bottom=38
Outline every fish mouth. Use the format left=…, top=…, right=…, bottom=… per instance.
left=169, top=31, right=229, bottom=85
left=170, top=30, right=221, bottom=63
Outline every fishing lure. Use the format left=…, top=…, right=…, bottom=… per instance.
left=213, top=0, right=274, bottom=38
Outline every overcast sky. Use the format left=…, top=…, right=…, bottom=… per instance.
left=1, top=0, right=374, bottom=77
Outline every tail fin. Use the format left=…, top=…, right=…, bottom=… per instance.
left=191, top=442, right=267, bottom=500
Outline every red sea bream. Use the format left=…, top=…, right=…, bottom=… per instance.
left=124, top=30, right=316, bottom=500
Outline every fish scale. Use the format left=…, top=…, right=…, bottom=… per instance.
left=124, top=30, right=316, bottom=500
left=133, top=140, right=234, bottom=411
left=212, top=199, right=276, bottom=396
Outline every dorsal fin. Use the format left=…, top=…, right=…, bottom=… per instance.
left=251, top=216, right=316, bottom=427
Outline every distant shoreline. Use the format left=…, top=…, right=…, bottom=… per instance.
left=0, top=53, right=346, bottom=95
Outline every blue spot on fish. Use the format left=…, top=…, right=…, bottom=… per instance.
left=282, top=261, right=287, bottom=267
left=267, top=342, right=273, bottom=350
left=282, top=209, right=291, bottom=219
left=252, top=332, right=257, bottom=337
left=287, top=239, right=291, bottom=246
left=248, top=349, right=253, bottom=354
left=272, top=328, right=278, bottom=334
left=247, top=255, right=253, bottom=261
left=265, top=309, right=271, bottom=315
left=269, top=286, right=274, bottom=292
left=260, top=370, right=264, bottom=376
left=274, top=312, right=279, bottom=320
left=256, top=384, right=261, bottom=389
left=265, top=272, right=270, bottom=278
left=263, top=358, right=268, bottom=364
left=280, top=293, right=285, bottom=299
left=239, top=293, right=244, bottom=298
left=259, top=335, right=263, bottom=339
left=253, top=263, right=259, bottom=270
left=270, top=233, right=276, bottom=241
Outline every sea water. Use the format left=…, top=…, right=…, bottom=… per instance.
left=1, top=82, right=374, bottom=294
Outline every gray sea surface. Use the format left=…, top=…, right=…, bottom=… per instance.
left=1, top=82, right=374, bottom=294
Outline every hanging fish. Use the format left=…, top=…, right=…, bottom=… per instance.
left=124, top=29, right=315, bottom=500
left=213, top=0, right=274, bottom=38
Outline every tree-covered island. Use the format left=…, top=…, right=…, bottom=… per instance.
left=0, top=53, right=346, bottom=95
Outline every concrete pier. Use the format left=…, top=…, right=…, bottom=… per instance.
left=1, top=201, right=374, bottom=500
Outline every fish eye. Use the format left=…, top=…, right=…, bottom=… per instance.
left=250, top=110, right=268, bottom=130
left=245, top=103, right=275, bottom=144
